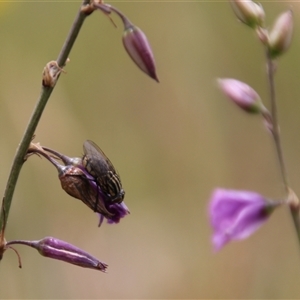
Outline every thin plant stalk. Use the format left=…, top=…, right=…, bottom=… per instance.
left=266, top=51, right=300, bottom=242
left=0, top=0, right=91, bottom=235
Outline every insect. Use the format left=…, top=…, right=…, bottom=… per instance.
left=82, top=140, right=125, bottom=205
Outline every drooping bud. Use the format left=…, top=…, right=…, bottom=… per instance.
left=268, top=10, right=293, bottom=59
left=122, top=25, right=158, bottom=82
left=209, top=188, right=280, bottom=251
left=94, top=3, right=158, bottom=82
left=217, top=78, right=264, bottom=113
left=230, top=0, right=265, bottom=28
left=7, top=237, right=108, bottom=272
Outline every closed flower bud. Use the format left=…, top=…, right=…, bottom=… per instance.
left=209, top=189, right=280, bottom=251
left=122, top=25, right=158, bottom=82
left=230, top=0, right=265, bottom=28
left=94, top=3, right=158, bottom=81
left=268, top=10, right=293, bottom=59
left=218, top=78, right=263, bottom=113
left=7, top=237, right=108, bottom=272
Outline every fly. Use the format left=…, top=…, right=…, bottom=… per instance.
left=82, top=140, right=125, bottom=204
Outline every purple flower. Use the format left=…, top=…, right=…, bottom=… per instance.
left=209, top=189, right=279, bottom=251
left=98, top=202, right=130, bottom=227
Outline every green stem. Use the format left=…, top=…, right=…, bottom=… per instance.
left=266, top=51, right=300, bottom=242
left=266, top=54, right=289, bottom=191
left=0, top=0, right=91, bottom=235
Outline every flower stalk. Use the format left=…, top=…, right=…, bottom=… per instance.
left=265, top=51, right=300, bottom=242
left=0, top=0, right=91, bottom=242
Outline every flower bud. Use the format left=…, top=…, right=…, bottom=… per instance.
left=7, top=237, right=108, bottom=272
left=209, top=189, right=280, bottom=251
left=94, top=3, right=158, bottom=81
left=217, top=78, right=263, bottom=113
left=123, top=25, right=158, bottom=82
left=268, top=10, right=293, bottom=59
left=230, top=0, right=265, bottom=28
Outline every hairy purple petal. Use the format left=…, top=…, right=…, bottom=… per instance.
left=98, top=202, right=130, bottom=227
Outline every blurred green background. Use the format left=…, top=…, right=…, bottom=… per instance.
left=1, top=0, right=300, bottom=298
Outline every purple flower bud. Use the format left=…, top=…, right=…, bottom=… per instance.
left=7, top=237, right=108, bottom=272
left=218, top=78, right=263, bottom=113
left=209, top=189, right=280, bottom=251
left=268, top=10, right=293, bottom=59
left=123, top=25, right=158, bottom=82
left=230, top=0, right=265, bottom=28
left=94, top=3, right=158, bottom=82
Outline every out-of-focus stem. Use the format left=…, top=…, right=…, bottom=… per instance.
left=266, top=51, right=300, bottom=242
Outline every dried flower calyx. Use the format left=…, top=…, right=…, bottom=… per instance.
left=27, top=141, right=129, bottom=226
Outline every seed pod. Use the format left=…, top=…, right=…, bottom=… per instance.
left=82, top=140, right=125, bottom=204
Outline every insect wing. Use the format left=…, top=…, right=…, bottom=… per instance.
left=83, top=140, right=114, bottom=177
left=83, top=140, right=124, bottom=203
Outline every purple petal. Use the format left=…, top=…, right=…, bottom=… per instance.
left=209, top=188, right=278, bottom=251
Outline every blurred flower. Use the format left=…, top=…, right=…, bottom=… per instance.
left=218, top=78, right=264, bottom=113
left=230, top=0, right=265, bottom=28
left=7, top=237, right=108, bottom=272
left=209, top=188, right=279, bottom=251
left=268, top=10, right=293, bottom=59
left=94, top=3, right=158, bottom=81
